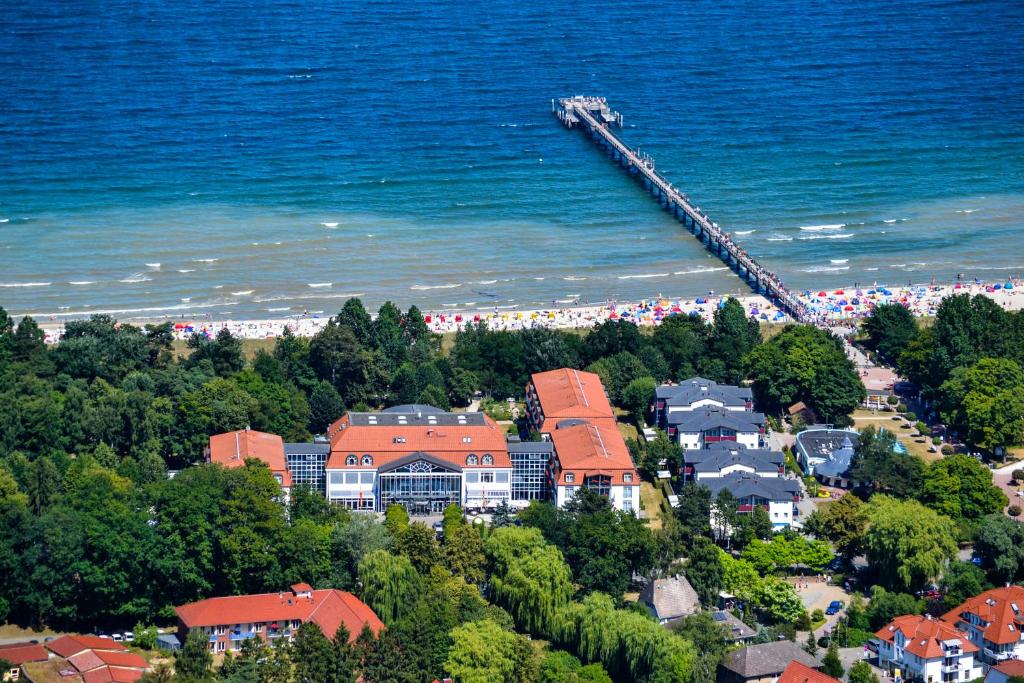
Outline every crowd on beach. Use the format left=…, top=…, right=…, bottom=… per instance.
left=35, top=277, right=1024, bottom=344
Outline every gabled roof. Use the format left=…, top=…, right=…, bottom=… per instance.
left=639, top=575, right=699, bottom=620
left=668, top=407, right=765, bottom=432
left=0, top=642, right=48, bottom=665
left=209, top=428, right=291, bottom=487
left=721, top=640, right=819, bottom=678
left=549, top=420, right=637, bottom=485
left=699, top=472, right=801, bottom=502
left=656, top=377, right=751, bottom=406
left=777, top=660, right=839, bottom=683
left=175, top=588, right=384, bottom=642
left=875, top=615, right=977, bottom=659
left=941, top=586, right=1024, bottom=646
left=529, top=368, right=615, bottom=429
left=82, top=667, right=145, bottom=683
left=993, top=660, right=1024, bottom=677
left=47, top=635, right=128, bottom=659
left=69, top=649, right=148, bottom=674
left=689, top=448, right=783, bottom=475
left=711, top=610, right=756, bottom=641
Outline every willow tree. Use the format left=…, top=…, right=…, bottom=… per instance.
left=863, top=495, right=957, bottom=592
left=357, top=549, right=421, bottom=625
left=485, top=527, right=573, bottom=637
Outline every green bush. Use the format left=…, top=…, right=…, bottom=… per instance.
left=905, top=411, right=917, bottom=422
left=1012, top=469, right=1024, bottom=483
left=1009, top=505, right=1021, bottom=517
left=932, top=437, right=942, bottom=446
left=896, top=403, right=907, bottom=413
left=915, top=421, right=928, bottom=434
left=811, top=608, right=824, bottom=623
left=941, top=444, right=954, bottom=455
left=886, top=396, right=899, bottom=405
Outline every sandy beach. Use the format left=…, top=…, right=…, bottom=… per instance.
left=34, top=278, right=1024, bottom=344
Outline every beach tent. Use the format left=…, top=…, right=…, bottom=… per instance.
left=817, top=291, right=827, bottom=297
left=1006, top=282, right=1014, bottom=289
left=844, top=305, right=854, bottom=311
left=473, top=314, right=480, bottom=322
left=424, top=315, right=432, bottom=323
left=696, top=298, right=706, bottom=304
left=835, top=289, right=844, bottom=295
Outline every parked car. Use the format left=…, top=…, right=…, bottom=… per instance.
left=825, top=600, right=844, bottom=615
left=123, top=632, right=134, bottom=642
left=111, top=633, right=124, bottom=642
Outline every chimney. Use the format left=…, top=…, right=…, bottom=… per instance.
left=235, top=432, right=241, bottom=461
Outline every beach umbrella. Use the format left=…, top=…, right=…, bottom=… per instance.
left=473, top=314, right=480, bottom=322
left=994, top=284, right=1002, bottom=290
left=817, top=291, right=827, bottom=297
left=174, top=323, right=185, bottom=329
left=835, top=289, right=844, bottom=295
left=1006, top=282, right=1014, bottom=289
left=954, top=283, right=962, bottom=289
left=696, top=297, right=706, bottom=304
left=844, top=305, right=854, bottom=311
left=548, top=312, right=555, bottom=319
left=455, top=314, right=463, bottom=322
left=424, top=315, right=432, bottom=323
left=610, top=311, right=619, bottom=319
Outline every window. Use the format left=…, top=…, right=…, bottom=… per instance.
left=466, top=454, right=478, bottom=466
left=496, top=472, right=509, bottom=483
left=329, top=472, right=343, bottom=485
left=214, top=625, right=226, bottom=635
left=480, top=472, right=494, bottom=484
left=482, top=454, right=494, bottom=465
left=565, top=473, right=575, bottom=483
left=254, top=623, right=263, bottom=633
left=291, top=620, right=301, bottom=629
left=462, top=436, right=472, bottom=443
left=345, top=472, right=358, bottom=484
left=623, top=473, right=633, bottom=483
left=346, top=454, right=357, bottom=466
left=623, top=500, right=634, bottom=512
left=360, top=472, right=374, bottom=484
left=361, top=454, right=373, bottom=466
left=466, top=472, right=479, bottom=483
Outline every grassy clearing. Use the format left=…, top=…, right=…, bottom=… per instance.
left=850, top=409, right=942, bottom=463
left=640, top=481, right=665, bottom=530
left=171, top=337, right=277, bottom=361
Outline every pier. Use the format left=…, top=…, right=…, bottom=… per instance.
left=554, top=96, right=808, bottom=323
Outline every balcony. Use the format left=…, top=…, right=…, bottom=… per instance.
left=230, top=631, right=257, bottom=641
left=984, top=647, right=1013, bottom=661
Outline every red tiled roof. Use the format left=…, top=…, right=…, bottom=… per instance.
left=291, top=582, right=313, bottom=593
left=777, top=661, right=840, bottom=683
left=326, top=413, right=510, bottom=470
left=82, top=666, right=145, bottom=683
left=46, top=635, right=128, bottom=659
left=875, top=615, right=977, bottom=659
left=941, top=586, right=1024, bottom=646
left=175, top=589, right=384, bottom=642
left=209, top=429, right=292, bottom=487
left=529, top=369, right=615, bottom=431
left=550, top=420, right=637, bottom=485
left=69, top=650, right=105, bottom=673
left=0, top=642, right=48, bottom=665
left=993, top=660, right=1024, bottom=676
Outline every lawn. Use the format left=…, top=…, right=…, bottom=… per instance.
left=640, top=481, right=665, bottom=530
left=172, top=337, right=277, bottom=361
left=850, top=409, right=943, bottom=463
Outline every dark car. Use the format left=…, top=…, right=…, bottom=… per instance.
left=825, top=600, right=844, bottom=615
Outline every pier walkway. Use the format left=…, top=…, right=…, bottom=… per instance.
left=555, top=96, right=808, bottom=323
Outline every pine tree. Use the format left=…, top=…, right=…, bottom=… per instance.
left=821, top=640, right=844, bottom=678
left=174, top=628, right=213, bottom=680
left=803, top=630, right=818, bottom=657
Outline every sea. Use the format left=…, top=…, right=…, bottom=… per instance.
left=1, top=0, right=1023, bottom=321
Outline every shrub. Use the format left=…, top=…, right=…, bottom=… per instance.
left=811, top=608, right=825, bottom=623
left=905, top=411, right=917, bottom=422
left=1012, top=469, right=1024, bottom=484
left=932, top=437, right=942, bottom=446
left=915, top=421, right=928, bottom=434
left=941, top=445, right=954, bottom=455
left=887, top=396, right=899, bottom=406
left=1009, top=505, right=1021, bottom=518
left=896, top=403, right=907, bottom=413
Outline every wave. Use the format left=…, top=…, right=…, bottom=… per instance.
left=253, top=292, right=365, bottom=303
left=146, top=262, right=161, bottom=269
left=882, top=219, right=898, bottom=224
left=231, top=290, right=254, bottom=296
left=618, top=272, right=670, bottom=280
left=733, top=230, right=755, bottom=235
left=0, top=218, right=8, bottom=223
left=308, top=282, right=332, bottom=288
left=0, top=281, right=51, bottom=288
left=766, top=235, right=793, bottom=242
left=411, top=283, right=461, bottom=290
left=177, top=269, right=196, bottom=273
left=533, top=277, right=545, bottom=281
left=562, top=276, right=586, bottom=281
left=119, top=273, right=153, bottom=283
left=20, top=300, right=240, bottom=318
left=320, top=222, right=339, bottom=228
left=956, top=209, right=977, bottom=214
left=477, top=279, right=498, bottom=285
left=673, top=267, right=730, bottom=275
left=266, top=307, right=292, bottom=312
left=69, top=280, right=96, bottom=286
left=865, top=267, right=880, bottom=271
left=192, top=258, right=219, bottom=263
left=800, top=224, right=845, bottom=231
left=830, top=259, right=849, bottom=264
left=802, top=265, right=850, bottom=273
left=799, top=233, right=853, bottom=240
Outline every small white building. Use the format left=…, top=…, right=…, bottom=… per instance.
left=874, top=614, right=983, bottom=682
left=701, top=472, right=801, bottom=530
left=668, top=408, right=766, bottom=451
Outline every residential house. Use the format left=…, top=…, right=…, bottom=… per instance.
left=942, top=586, right=1024, bottom=665
left=0, top=643, right=47, bottom=681
left=42, top=635, right=150, bottom=682
left=208, top=428, right=292, bottom=494
left=669, top=408, right=766, bottom=451
left=684, top=443, right=785, bottom=482
left=794, top=427, right=861, bottom=487
left=525, top=368, right=617, bottom=433
left=718, top=641, right=820, bottom=683
left=987, top=660, right=1024, bottom=683
left=324, top=405, right=513, bottom=513
left=174, top=583, right=384, bottom=654
left=654, top=377, right=752, bottom=430
left=710, top=610, right=757, bottom=643
left=873, top=614, right=982, bottom=682
left=776, top=660, right=840, bottom=683
left=701, top=471, right=802, bottom=529
left=639, top=575, right=700, bottom=625
left=548, top=419, right=639, bottom=512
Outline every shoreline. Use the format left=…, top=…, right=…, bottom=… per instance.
left=34, top=278, right=1024, bottom=343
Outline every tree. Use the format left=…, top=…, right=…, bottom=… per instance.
left=940, top=561, right=989, bottom=610
left=803, top=630, right=818, bottom=657
left=670, top=611, right=731, bottom=681
left=444, top=523, right=486, bottom=585
left=384, top=504, right=409, bottom=537
left=685, top=537, right=724, bottom=606
left=176, top=628, right=213, bottom=680
left=641, top=430, right=682, bottom=482
left=863, top=495, right=957, bottom=591
left=862, top=303, right=918, bottom=363
left=308, top=381, right=344, bottom=434
left=849, top=426, right=924, bottom=498
left=357, top=550, right=422, bottom=625
left=309, top=321, right=370, bottom=402
left=865, top=586, right=924, bottom=630
left=938, top=357, right=1024, bottom=455
left=921, top=453, right=1007, bottom=520
left=445, top=619, right=535, bottom=683
left=708, top=298, right=761, bottom=384
left=292, top=622, right=335, bottom=683
left=754, top=578, right=805, bottom=624
left=674, top=482, right=712, bottom=540
left=821, top=641, right=844, bottom=679
left=621, top=376, right=656, bottom=427
left=804, top=493, right=868, bottom=560
left=848, top=660, right=880, bottom=683
left=186, top=328, right=245, bottom=376
left=395, top=522, right=441, bottom=574
left=973, top=514, right=1024, bottom=584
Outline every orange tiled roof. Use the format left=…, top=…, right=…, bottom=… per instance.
left=529, top=369, right=615, bottom=431
left=82, top=667, right=145, bottom=683
left=0, top=642, right=48, bottom=665
left=777, top=661, right=840, bottom=683
left=993, top=660, right=1024, bottom=677
left=209, top=429, right=292, bottom=487
left=875, top=615, right=977, bottom=659
left=941, top=586, right=1024, bottom=646
left=175, top=588, right=384, bottom=642
left=550, top=420, right=637, bottom=485
left=46, top=635, right=128, bottom=659
left=326, top=412, right=510, bottom=470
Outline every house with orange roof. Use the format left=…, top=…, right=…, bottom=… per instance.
left=10, top=635, right=152, bottom=683
left=208, top=427, right=292, bottom=496
left=775, top=660, right=840, bottom=683
left=941, top=586, right=1024, bottom=664
left=987, top=659, right=1024, bottom=683
left=174, top=583, right=383, bottom=655
left=525, top=368, right=617, bottom=433
left=548, top=419, right=639, bottom=512
left=0, top=642, right=48, bottom=681
left=873, top=614, right=982, bottom=681
left=324, top=404, right=513, bottom=514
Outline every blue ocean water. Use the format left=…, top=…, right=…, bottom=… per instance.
left=1, top=0, right=1023, bottom=320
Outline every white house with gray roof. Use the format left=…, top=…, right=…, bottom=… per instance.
left=669, top=408, right=766, bottom=451
left=702, top=471, right=802, bottom=529
left=654, top=377, right=752, bottom=431
left=684, top=443, right=784, bottom=481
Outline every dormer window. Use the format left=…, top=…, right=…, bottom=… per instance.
left=346, top=455, right=357, bottom=466
left=565, top=473, right=575, bottom=483
left=361, top=455, right=373, bottom=466
left=624, top=473, right=633, bottom=483
left=466, top=454, right=478, bottom=466
left=482, top=454, right=493, bottom=465
left=462, top=436, right=472, bottom=444
left=393, top=436, right=406, bottom=444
